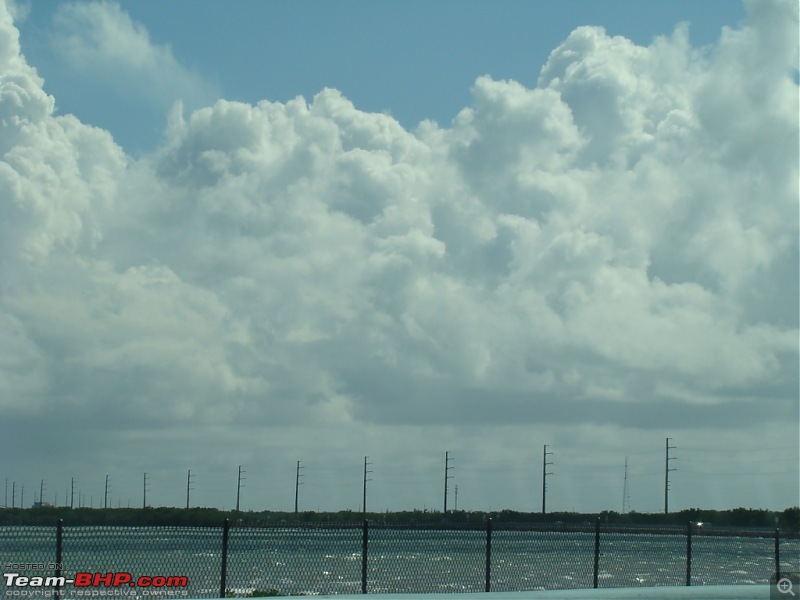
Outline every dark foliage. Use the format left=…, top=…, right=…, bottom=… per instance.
left=1, top=505, right=797, bottom=533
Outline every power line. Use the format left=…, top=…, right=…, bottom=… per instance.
left=680, top=456, right=798, bottom=465
left=556, top=449, right=662, bottom=458
left=680, top=468, right=796, bottom=476
left=681, top=444, right=799, bottom=453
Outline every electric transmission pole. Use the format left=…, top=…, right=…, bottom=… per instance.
left=11, top=481, right=15, bottom=509
left=542, top=444, right=554, bottom=514
left=71, top=478, right=75, bottom=509
left=104, top=475, right=109, bottom=509
left=236, top=465, right=245, bottom=512
left=665, top=438, right=677, bottom=514
left=622, top=457, right=630, bottom=514
left=362, top=456, right=372, bottom=516
left=295, top=461, right=304, bottom=518
left=186, top=469, right=193, bottom=509
left=143, top=473, right=149, bottom=509
left=443, top=451, right=454, bottom=513
left=39, top=480, right=45, bottom=507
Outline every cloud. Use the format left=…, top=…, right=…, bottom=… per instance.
left=0, top=0, right=51, bottom=129
left=49, top=1, right=218, bottom=114
left=0, top=1, right=125, bottom=262
left=0, top=0, right=797, bottom=511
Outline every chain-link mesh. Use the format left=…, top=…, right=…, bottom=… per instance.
left=692, top=530, right=771, bottom=585
left=490, top=526, right=595, bottom=591
left=0, top=525, right=57, bottom=568
left=2, top=521, right=797, bottom=597
left=59, top=526, right=222, bottom=598
left=597, top=526, right=687, bottom=588
left=781, top=537, right=800, bottom=574
left=367, top=525, right=485, bottom=593
left=226, top=524, right=362, bottom=596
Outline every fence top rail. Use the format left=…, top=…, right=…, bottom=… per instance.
left=599, top=525, right=796, bottom=539
left=230, top=521, right=367, bottom=530
left=232, top=521, right=488, bottom=531
left=0, top=523, right=224, bottom=531
left=368, top=522, right=487, bottom=531
left=1, top=521, right=797, bottom=538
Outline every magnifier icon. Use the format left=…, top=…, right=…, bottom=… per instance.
left=778, top=578, right=796, bottom=596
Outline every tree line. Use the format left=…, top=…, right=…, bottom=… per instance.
left=1, top=505, right=797, bottom=532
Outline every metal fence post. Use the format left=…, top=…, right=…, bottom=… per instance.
left=219, top=519, right=230, bottom=598
left=685, top=521, right=692, bottom=586
left=593, top=517, right=600, bottom=589
left=361, top=520, right=369, bottom=594
left=775, top=528, right=781, bottom=581
left=485, top=518, right=493, bottom=592
left=53, top=519, right=63, bottom=600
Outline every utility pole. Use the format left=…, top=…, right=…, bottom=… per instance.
left=143, top=473, right=149, bottom=509
left=39, top=479, right=44, bottom=507
left=70, top=478, right=75, bottom=509
left=4, top=478, right=7, bottom=508
left=665, top=438, right=677, bottom=514
left=12, top=481, right=15, bottom=508
left=20, top=485, right=24, bottom=508
left=186, top=469, right=193, bottom=509
left=622, top=457, right=630, bottom=514
left=362, top=456, right=372, bottom=516
left=542, top=445, right=554, bottom=514
left=236, top=465, right=245, bottom=512
left=443, top=451, right=454, bottom=513
left=455, top=485, right=459, bottom=511
left=104, top=475, right=109, bottom=509
left=294, top=461, right=304, bottom=518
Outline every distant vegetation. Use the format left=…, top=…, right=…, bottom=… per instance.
left=1, top=505, right=797, bottom=533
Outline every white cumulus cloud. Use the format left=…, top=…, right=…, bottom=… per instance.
left=50, top=1, right=219, bottom=115
left=0, top=0, right=796, bottom=512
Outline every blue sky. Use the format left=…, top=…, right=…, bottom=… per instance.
left=1, top=0, right=797, bottom=514
left=15, top=0, right=747, bottom=153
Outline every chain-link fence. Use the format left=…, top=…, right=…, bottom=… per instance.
left=2, top=520, right=798, bottom=597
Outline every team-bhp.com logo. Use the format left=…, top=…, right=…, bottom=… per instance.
left=4, top=572, right=189, bottom=597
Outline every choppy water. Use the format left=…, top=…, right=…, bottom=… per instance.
left=2, top=526, right=797, bottom=597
